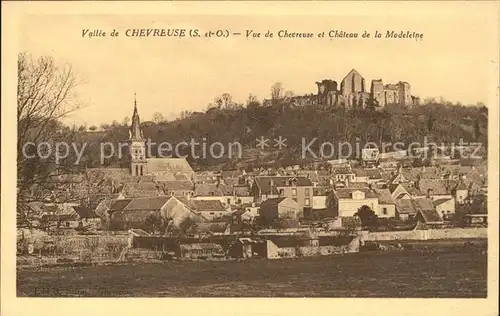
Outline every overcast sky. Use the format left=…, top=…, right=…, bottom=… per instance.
left=19, top=4, right=497, bottom=127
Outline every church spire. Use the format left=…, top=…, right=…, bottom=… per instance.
left=130, top=93, right=143, bottom=140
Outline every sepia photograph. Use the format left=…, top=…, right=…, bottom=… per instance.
left=2, top=1, right=499, bottom=314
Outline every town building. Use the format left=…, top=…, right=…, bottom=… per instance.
left=252, top=176, right=314, bottom=210
left=259, top=197, right=302, bottom=223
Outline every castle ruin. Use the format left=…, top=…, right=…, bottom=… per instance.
left=278, top=69, right=418, bottom=109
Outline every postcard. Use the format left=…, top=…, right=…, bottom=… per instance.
left=2, top=1, right=499, bottom=316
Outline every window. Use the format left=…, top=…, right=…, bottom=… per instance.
left=383, top=208, right=387, bottom=215
left=305, top=198, right=310, bottom=206
left=292, top=189, right=297, bottom=196
left=305, top=188, right=310, bottom=197
left=279, top=189, right=284, bottom=196
left=293, top=198, right=298, bottom=203
left=227, top=198, right=231, bottom=205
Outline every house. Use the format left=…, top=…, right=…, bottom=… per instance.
left=368, top=168, right=383, bottom=182
left=312, top=187, right=329, bottom=210
left=177, top=243, right=225, bottom=260
left=390, top=183, right=423, bottom=200
left=252, top=176, right=314, bottom=210
left=373, top=188, right=396, bottom=218
left=232, top=208, right=254, bottom=223
left=452, top=182, right=469, bottom=204
left=415, top=179, right=454, bottom=201
left=414, top=209, right=444, bottom=227
left=433, top=198, right=455, bottom=221
left=108, top=196, right=172, bottom=231
left=109, top=196, right=206, bottom=232
left=229, top=238, right=266, bottom=259
left=119, top=180, right=164, bottom=198
left=394, top=198, right=435, bottom=221
left=184, top=199, right=230, bottom=221
left=234, top=185, right=254, bottom=205
left=259, top=197, right=302, bottom=224
left=394, top=199, right=417, bottom=221
left=73, top=206, right=102, bottom=230
left=352, top=168, right=368, bottom=183
left=332, top=166, right=355, bottom=184
left=160, top=181, right=195, bottom=197
left=330, top=188, right=379, bottom=218
left=39, top=203, right=80, bottom=229
left=193, top=182, right=236, bottom=207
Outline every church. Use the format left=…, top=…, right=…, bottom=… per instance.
left=127, top=95, right=195, bottom=179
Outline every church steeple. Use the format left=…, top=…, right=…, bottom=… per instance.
left=130, top=93, right=143, bottom=140
left=128, top=93, right=147, bottom=177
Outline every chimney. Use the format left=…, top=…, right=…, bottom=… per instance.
left=427, top=188, right=433, bottom=198
left=269, top=178, right=274, bottom=194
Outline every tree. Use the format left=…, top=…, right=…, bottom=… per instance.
left=354, top=205, right=378, bottom=228
left=88, top=125, right=97, bottom=131
left=17, top=52, right=85, bottom=214
left=246, top=94, right=260, bottom=108
left=144, top=214, right=166, bottom=235
left=270, top=82, right=284, bottom=105
left=474, top=119, right=481, bottom=141
left=152, top=112, right=166, bottom=124
left=365, top=95, right=380, bottom=111
left=122, top=116, right=130, bottom=126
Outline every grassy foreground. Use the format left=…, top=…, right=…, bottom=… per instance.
left=17, top=239, right=487, bottom=298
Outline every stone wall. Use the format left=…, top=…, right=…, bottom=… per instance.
left=362, top=228, right=487, bottom=242
left=20, top=234, right=130, bottom=262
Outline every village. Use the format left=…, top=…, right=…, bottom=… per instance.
left=16, top=98, right=488, bottom=266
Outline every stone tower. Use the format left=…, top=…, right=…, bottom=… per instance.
left=129, top=94, right=147, bottom=176
left=370, top=79, right=385, bottom=107
left=398, top=81, right=412, bottom=107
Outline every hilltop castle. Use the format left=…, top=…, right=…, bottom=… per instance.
left=269, top=69, right=419, bottom=109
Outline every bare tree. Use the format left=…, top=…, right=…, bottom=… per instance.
left=271, top=82, right=284, bottom=104
left=152, top=112, right=166, bottom=124
left=246, top=94, right=260, bottom=107
left=17, top=52, right=85, bottom=221
left=122, top=116, right=130, bottom=126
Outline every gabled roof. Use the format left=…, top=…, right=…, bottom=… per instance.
left=254, top=176, right=313, bottom=194
left=334, top=188, right=378, bottom=199
left=195, top=183, right=234, bottom=196
left=260, top=197, right=288, bottom=209
left=73, top=206, right=100, bottom=219
left=374, top=188, right=395, bottom=205
left=109, top=199, right=133, bottom=211
left=394, top=199, right=416, bottom=215
left=353, top=168, right=368, bottom=177
left=122, top=196, right=173, bottom=211
left=417, top=209, right=443, bottom=224
left=412, top=198, right=435, bottom=212
left=186, top=199, right=226, bottom=212
left=366, top=169, right=383, bottom=180
left=417, top=179, right=451, bottom=195
left=433, top=198, right=453, bottom=207
left=146, top=158, right=194, bottom=174
left=161, top=181, right=194, bottom=192
left=120, top=181, right=163, bottom=198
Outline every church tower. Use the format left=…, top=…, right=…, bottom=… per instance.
left=129, top=94, right=147, bottom=176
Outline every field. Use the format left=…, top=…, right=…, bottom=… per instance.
left=17, top=239, right=487, bottom=298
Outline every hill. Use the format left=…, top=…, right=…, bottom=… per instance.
left=78, top=101, right=488, bottom=171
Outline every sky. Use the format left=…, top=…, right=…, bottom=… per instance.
left=18, top=4, right=498, bottom=127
